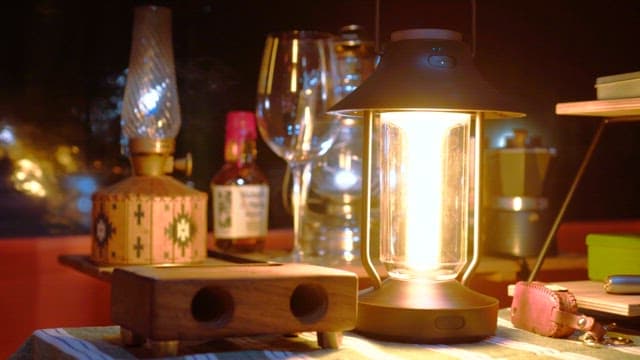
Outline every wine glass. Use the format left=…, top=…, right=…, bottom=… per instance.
left=256, top=30, right=341, bottom=261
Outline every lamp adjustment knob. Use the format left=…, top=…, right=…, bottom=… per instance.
left=171, top=153, right=193, bottom=177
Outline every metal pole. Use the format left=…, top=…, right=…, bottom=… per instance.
left=528, top=119, right=608, bottom=281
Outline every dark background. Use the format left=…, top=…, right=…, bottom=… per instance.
left=1, top=0, right=640, bottom=236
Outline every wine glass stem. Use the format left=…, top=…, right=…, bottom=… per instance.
left=289, top=162, right=311, bottom=260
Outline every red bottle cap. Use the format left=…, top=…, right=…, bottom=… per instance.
left=225, top=111, right=257, bottom=141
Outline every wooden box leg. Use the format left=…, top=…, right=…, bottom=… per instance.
left=317, top=331, right=343, bottom=349
left=120, top=328, right=145, bottom=347
left=150, top=340, right=180, bottom=357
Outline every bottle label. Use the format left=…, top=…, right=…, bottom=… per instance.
left=212, top=184, right=269, bottom=238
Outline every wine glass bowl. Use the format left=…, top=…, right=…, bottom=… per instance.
left=256, top=30, right=341, bottom=261
left=257, top=31, right=339, bottom=164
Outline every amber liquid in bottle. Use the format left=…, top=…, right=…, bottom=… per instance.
left=211, top=111, right=269, bottom=252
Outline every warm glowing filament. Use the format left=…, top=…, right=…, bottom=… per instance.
left=381, top=111, right=470, bottom=272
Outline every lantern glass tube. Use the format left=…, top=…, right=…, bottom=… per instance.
left=378, top=111, right=471, bottom=281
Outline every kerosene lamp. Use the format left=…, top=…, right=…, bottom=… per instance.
left=91, top=5, right=207, bottom=265
left=329, top=28, right=525, bottom=342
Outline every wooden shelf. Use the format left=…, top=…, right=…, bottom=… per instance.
left=556, top=97, right=640, bottom=117
left=509, top=281, right=640, bottom=317
left=555, top=280, right=640, bottom=317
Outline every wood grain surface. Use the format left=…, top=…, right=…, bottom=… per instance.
left=111, top=263, right=358, bottom=341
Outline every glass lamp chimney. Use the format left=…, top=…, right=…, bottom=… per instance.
left=121, top=5, right=181, bottom=175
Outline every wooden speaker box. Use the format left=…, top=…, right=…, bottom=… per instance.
left=111, top=263, right=358, bottom=356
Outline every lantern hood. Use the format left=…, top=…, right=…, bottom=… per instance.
left=329, top=28, right=526, bottom=119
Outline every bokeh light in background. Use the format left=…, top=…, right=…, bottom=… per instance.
left=0, top=118, right=107, bottom=234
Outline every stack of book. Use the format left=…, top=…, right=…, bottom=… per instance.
left=596, top=70, right=640, bottom=99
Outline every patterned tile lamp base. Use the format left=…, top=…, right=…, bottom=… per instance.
left=91, top=175, right=207, bottom=265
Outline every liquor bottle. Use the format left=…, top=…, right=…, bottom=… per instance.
left=211, top=111, right=269, bottom=252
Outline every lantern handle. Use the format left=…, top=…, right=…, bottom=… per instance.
left=461, top=112, right=483, bottom=285
left=360, top=111, right=383, bottom=288
left=373, top=0, right=477, bottom=57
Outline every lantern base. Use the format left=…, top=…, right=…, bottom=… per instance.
left=356, top=278, right=498, bottom=343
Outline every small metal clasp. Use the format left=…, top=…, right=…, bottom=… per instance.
left=602, top=335, right=634, bottom=346
left=579, top=332, right=600, bottom=347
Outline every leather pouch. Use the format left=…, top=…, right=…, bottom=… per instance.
left=510, top=281, right=605, bottom=340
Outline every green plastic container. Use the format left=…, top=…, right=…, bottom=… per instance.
left=586, top=233, right=640, bottom=281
